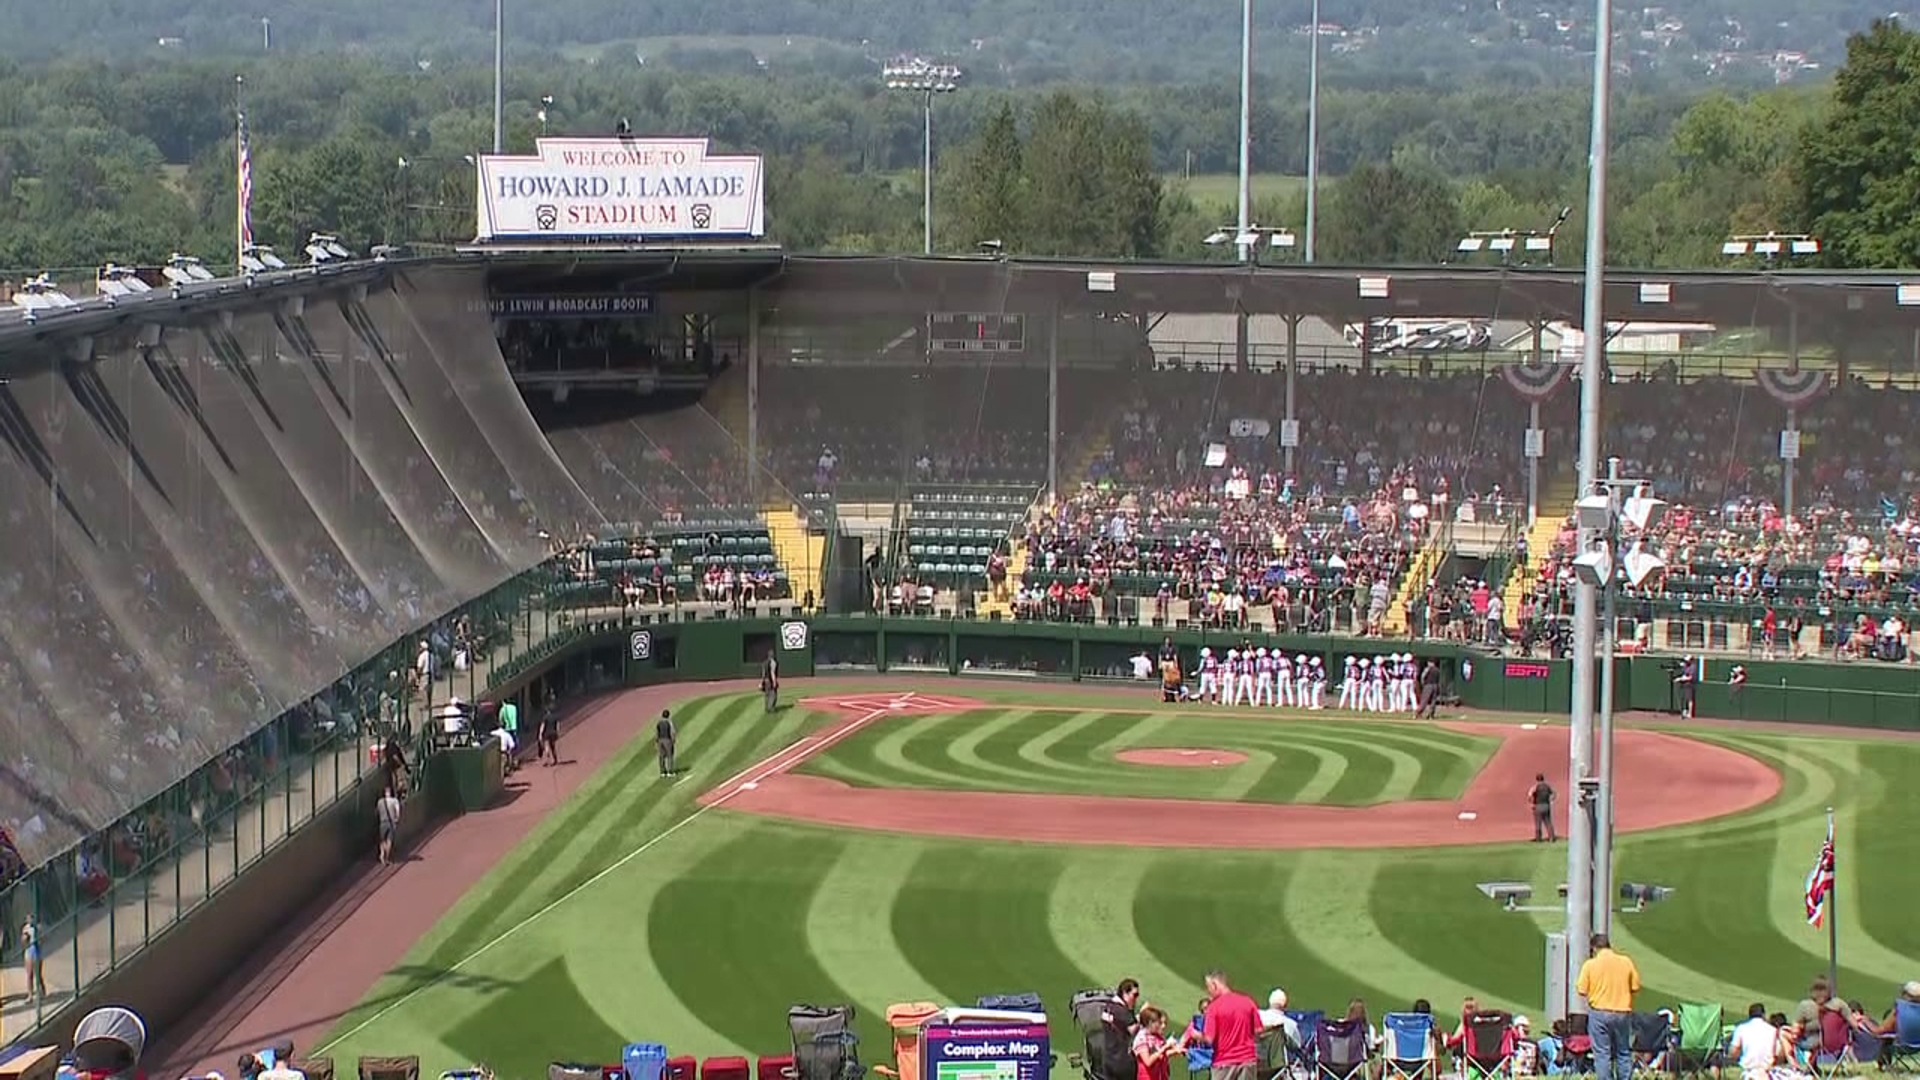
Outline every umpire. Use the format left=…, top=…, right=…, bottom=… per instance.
left=1528, top=772, right=1557, bottom=842
left=656, top=709, right=677, bottom=777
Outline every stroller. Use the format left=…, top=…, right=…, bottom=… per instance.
left=789, top=1005, right=865, bottom=1080
left=1069, top=989, right=1119, bottom=1080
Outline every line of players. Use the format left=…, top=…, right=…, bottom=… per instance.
left=1192, top=647, right=1424, bottom=712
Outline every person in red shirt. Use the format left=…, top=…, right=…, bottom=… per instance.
left=1195, top=970, right=1263, bottom=1080
left=1132, top=1006, right=1188, bottom=1080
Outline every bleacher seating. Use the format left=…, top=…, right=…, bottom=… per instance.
left=899, top=487, right=1032, bottom=596
left=550, top=509, right=793, bottom=611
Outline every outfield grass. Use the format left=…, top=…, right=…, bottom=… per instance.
left=799, top=707, right=1496, bottom=805
left=321, top=691, right=1920, bottom=1079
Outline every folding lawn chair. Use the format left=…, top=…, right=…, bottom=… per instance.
left=788, top=1005, right=864, bottom=1080
left=871, top=1003, right=940, bottom=1080
left=1315, top=1019, right=1372, bottom=1080
left=1809, top=1008, right=1854, bottom=1080
left=1557, top=1014, right=1593, bottom=1075
left=1258, top=1027, right=1293, bottom=1080
left=1889, top=999, right=1920, bottom=1074
left=1461, top=1011, right=1515, bottom=1080
left=1381, top=1013, right=1437, bottom=1080
left=1672, top=1003, right=1725, bottom=1079
left=1288, top=1011, right=1327, bottom=1077
left=1629, top=1012, right=1673, bottom=1078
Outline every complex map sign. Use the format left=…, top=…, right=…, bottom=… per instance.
left=921, top=1024, right=1050, bottom=1080
left=476, top=137, right=766, bottom=242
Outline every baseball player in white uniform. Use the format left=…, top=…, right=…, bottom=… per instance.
left=1197, top=647, right=1219, bottom=704
left=1365, top=657, right=1387, bottom=713
left=1273, top=650, right=1293, bottom=707
left=1234, top=649, right=1257, bottom=707
left=1338, top=656, right=1360, bottom=710
left=1254, top=648, right=1276, bottom=707
left=1308, top=655, right=1326, bottom=710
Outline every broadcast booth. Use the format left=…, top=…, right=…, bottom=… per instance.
left=464, top=136, right=779, bottom=404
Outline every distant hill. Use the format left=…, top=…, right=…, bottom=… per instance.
left=9, top=0, right=1898, bottom=87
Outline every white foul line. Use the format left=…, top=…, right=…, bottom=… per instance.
left=314, top=695, right=904, bottom=1054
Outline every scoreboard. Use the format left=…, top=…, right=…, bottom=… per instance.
left=927, top=312, right=1026, bottom=353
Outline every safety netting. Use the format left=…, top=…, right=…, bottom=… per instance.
left=0, top=267, right=599, bottom=865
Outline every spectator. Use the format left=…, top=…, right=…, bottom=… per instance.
left=1194, top=969, right=1263, bottom=1080
left=1576, top=933, right=1642, bottom=1080
left=1133, top=1006, right=1187, bottom=1080
left=1726, top=1003, right=1778, bottom=1080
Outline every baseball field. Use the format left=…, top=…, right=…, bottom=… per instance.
left=293, top=682, right=1917, bottom=1079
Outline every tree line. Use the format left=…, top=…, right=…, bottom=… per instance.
left=1, top=21, right=1917, bottom=274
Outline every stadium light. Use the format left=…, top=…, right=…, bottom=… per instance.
left=1204, top=224, right=1297, bottom=262
left=1723, top=232, right=1820, bottom=262
left=882, top=58, right=963, bottom=256
left=1457, top=209, right=1568, bottom=267
left=305, top=232, right=354, bottom=265
left=95, top=265, right=153, bottom=303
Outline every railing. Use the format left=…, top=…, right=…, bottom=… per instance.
left=0, top=559, right=577, bottom=1039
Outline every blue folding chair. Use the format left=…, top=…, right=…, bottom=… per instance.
left=1887, top=999, right=1920, bottom=1073
left=1382, top=1014, right=1437, bottom=1080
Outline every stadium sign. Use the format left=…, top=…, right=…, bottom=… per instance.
left=476, top=137, right=766, bottom=242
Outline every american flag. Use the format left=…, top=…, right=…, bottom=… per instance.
left=1804, top=820, right=1835, bottom=927
left=236, top=110, right=254, bottom=249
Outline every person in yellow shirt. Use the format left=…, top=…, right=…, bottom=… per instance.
left=1576, top=933, right=1642, bottom=1080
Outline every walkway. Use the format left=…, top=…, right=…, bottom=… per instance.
left=0, top=598, right=622, bottom=1040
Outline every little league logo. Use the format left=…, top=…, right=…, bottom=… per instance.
left=535, top=204, right=559, bottom=230
left=690, top=203, right=713, bottom=229
left=779, top=621, right=809, bottom=651
left=629, top=629, right=652, bottom=661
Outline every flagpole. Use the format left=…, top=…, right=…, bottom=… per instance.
left=234, top=74, right=246, bottom=271
left=1827, top=805, right=1838, bottom=995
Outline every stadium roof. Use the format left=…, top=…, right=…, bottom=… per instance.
left=756, top=256, right=1920, bottom=330
left=5, top=251, right=1920, bottom=366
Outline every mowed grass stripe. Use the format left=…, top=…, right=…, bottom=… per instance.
left=1135, top=853, right=1402, bottom=1012
left=1365, top=853, right=1546, bottom=1011
left=417, top=695, right=788, bottom=970
left=1855, top=743, right=1920, bottom=962
left=804, top=707, right=1495, bottom=805
left=649, top=823, right=858, bottom=1052
left=1049, top=854, right=1197, bottom=1006
left=948, top=707, right=1052, bottom=782
left=1769, top=741, right=1910, bottom=989
left=891, top=846, right=1094, bottom=1010
left=805, top=835, right=946, bottom=1016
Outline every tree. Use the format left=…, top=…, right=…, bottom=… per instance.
left=1796, top=20, right=1920, bottom=268
left=1320, top=162, right=1461, bottom=263
left=949, top=102, right=1024, bottom=250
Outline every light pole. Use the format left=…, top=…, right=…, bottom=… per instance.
left=492, top=0, right=505, bottom=154
left=538, top=95, right=554, bottom=139
left=884, top=59, right=963, bottom=256
left=1305, top=0, right=1321, bottom=263
left=1237, top=0, right=1255, bottom=264
left=1571, top=464, right=1667, bottom=942
left=1565, top=0, right=1614, bottom=1019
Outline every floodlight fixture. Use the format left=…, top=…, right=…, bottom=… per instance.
left=1458, top=228, right=1552, bottom=264
left=1205, top=228, right=1233, bottom=246
left=306, top=232, right=354, bottom=263
left=883, top=57, right=965, bottom=256
left=371, top=244, right=401, bottom=261
left=242, top=244, right=287, bottom=271
left=1725, top=232, right=1819, bottom=262
left=97, top=264, right=151, bottom=300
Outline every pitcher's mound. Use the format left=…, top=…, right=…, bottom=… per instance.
left=1116, top=748, right=1250, bottom=768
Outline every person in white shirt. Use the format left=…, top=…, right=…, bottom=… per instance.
left=1130, top=652, right=1155, bottom=680
left=1725, top=1003, right=1779, bottom=1080
left=1260, top=988, right=1301, bottom=1049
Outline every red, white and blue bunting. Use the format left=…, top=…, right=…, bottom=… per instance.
left=1754, top=368, right=1830, bottom=410
left=1499, top=360, right=1574, bottom=403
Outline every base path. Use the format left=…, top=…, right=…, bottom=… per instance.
left=710, top=720, right=1783, bottom=849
